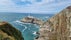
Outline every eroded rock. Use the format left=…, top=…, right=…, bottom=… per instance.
left=21, top=16, right=44, bottom=25
left=35, top=6, right=71, bottom=40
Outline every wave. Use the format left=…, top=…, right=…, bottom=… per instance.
left=12, top=20, right=39, bottom=34
left=33, top=31, right=37, bottom=35
left=15, top=20, right=31, bottom=24
left=15, top=20, right=39, bottom=28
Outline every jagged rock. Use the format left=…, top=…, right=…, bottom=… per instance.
left=0, top=22, right=24, bottom=40
left=21, top=16, right=44, bottom=25
left=35, top=6, right=71, bottom=40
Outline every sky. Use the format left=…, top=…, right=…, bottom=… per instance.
left=0, top=0, right=71, bottom=14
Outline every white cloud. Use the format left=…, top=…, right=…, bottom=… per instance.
left=0, top=0, right=71, bottom=14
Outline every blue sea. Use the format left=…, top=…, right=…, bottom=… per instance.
left=0, top=13, right=54, bottom=40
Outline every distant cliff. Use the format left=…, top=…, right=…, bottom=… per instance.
left=36, top=6, right=71, bottom=40
left=0, top=22, right=24, bottom=40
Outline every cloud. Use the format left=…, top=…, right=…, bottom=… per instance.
left=0, top=0, right=71, bottom=14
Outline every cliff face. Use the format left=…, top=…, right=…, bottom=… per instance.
left=36, top=6, right=71, bottom=40
left=47, top=6, right=71, bottom=40
left=0, top=22, right=24, bottom=40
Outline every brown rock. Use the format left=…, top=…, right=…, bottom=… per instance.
left=0, top=22, right=24, bottom=40
left=36, top=6, right=71, bottom=40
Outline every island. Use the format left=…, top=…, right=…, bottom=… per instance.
left=21, top=16, right=44, bottom=25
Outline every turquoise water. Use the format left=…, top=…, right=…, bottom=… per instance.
left=0, top=13, right=54, bottom=40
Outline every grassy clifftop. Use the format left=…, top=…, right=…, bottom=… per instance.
left=0, top=22, right=24, bottom=40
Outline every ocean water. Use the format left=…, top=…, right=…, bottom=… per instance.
left=0, top=13, right=54, bottom=40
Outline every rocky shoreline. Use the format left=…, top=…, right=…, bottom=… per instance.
left=36, top=6, right=71, bottom=40
left=21, top=6, right=71, bottom=40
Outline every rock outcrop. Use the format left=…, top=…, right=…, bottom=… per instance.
left=0, top=22, right=24, bottom=40
left=35, top=6, right=71, bottom=40
left=21, top=16, right=44, bottom=25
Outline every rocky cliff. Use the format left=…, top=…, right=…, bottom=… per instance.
left=0, top=22, right=24, bottom=40
left=35, top=6, right=71, bottom=40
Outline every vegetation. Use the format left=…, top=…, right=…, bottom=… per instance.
left=0, top=22, right=24, bottom=40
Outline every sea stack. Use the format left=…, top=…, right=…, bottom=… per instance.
left=0, top=22, right=24, bottom=40
left=35, top=6, right=71, bottom=40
